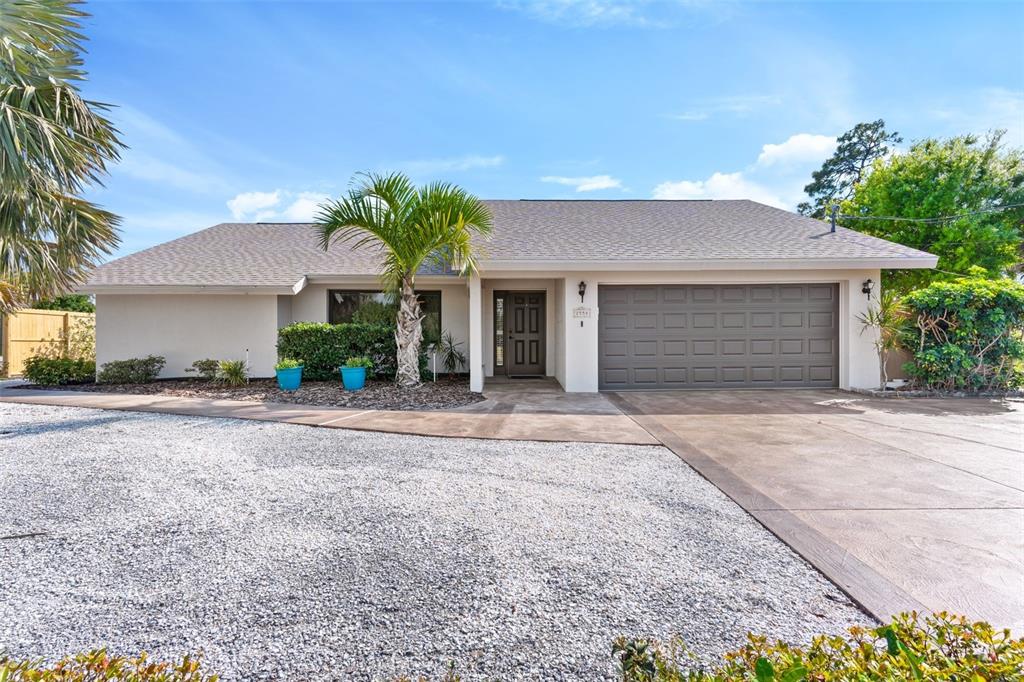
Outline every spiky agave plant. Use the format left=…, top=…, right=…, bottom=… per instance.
left=316, top=172, right=491, bottom=388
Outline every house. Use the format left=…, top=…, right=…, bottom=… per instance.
left=83, top=200, right=936, bottom=392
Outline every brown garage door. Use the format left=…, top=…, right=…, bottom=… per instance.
left=598, top=284, right=839, bottom=390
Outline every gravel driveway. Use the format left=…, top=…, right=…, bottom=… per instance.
left=0, top=404, right=869, bottom=680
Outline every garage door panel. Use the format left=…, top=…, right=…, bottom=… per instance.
left=598, top=284, right=838, bottom=389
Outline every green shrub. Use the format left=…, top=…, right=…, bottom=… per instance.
left=184, top=358, right=219, bottom=380
left=615, top=612, right=1024, bottom=681
left=0, top=649, right=218, bottom=681
left=902, top=276, right=1024, bottom=390
left=23, top=356, right=95, bottom=385
left=97, top=355, right=166, bottom=384
left=31, top=294, right=95, bottom=313
left=274, top=358, right=303, bottom=371
left=343, top=355, right=374, bottom=370
left=216, top=359, right=248, bottom=387
left=277, top=322, right=421, bottom=381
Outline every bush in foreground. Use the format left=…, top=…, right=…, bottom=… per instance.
left=0, top=650, right=217, bottom=681
left=4, top=613, right=1019, bottom=680
left=615, top=612, right=1024, bottom=681
left=23, top=356, right=95, bottom=385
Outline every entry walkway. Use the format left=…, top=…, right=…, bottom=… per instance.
left=0, top=378, right=657, bottom=445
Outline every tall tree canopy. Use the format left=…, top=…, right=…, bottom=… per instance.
left=798, top=120, right=901, bottom=218
left=0, top=0, right=122, bottom=313
left=316, top=172, right=492, bottom=387
left=841, top=132, right=1024, bottom=294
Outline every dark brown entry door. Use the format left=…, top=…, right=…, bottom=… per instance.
left=506, top=292, right=545, bottom=376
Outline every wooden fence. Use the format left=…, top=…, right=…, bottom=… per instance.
left=1, top=309, right=95, bottom=376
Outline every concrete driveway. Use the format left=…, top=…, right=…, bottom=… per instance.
left=610, top=390, right=1024, bottom=633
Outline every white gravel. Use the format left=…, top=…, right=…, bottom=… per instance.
left=0, top=403, right=870, bottom=680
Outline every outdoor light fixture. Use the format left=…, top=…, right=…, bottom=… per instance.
left=862, top=278, right=874, bottom=300
left=578, top=281, right=587, bottom=302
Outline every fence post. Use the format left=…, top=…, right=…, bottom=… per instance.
left=63, top=312, right=71, bottom=357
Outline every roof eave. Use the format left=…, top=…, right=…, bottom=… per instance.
left=478, top=257, right=939, bottom=272
left=79, top=278, right=307, bottom=296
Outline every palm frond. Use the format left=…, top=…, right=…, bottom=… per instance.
left=0, top=0, right=124, bottom=314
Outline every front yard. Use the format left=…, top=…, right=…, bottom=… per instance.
left=0, top=403, right=868, bottom=680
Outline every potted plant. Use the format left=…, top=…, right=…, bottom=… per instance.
left=274, top=358, right=303, bottom=391
left=340, top=356, right=373, bottom=391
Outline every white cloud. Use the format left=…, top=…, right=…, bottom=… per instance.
left=669, top=95, right=782, bottom=122
left=227, top=190, right=281, bottom=221
left=540, top=174, right=622, bottom=192
left=652, top=130, right=840, bottom=209
left=929, top=87, right=1024, bottom=148
left=226, top=190, right=332, bottom=222
left=652, top=172, right=787, bottom=208
left=398, top=154, right=504, bottom=176
left=756, top=133, right=837, bottom=167
left=281, top=192, right=330, bottom=221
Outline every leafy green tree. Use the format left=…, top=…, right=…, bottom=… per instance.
left=841, top=132, right=1024, bottom=294
left=798, top=120, right=901, bottom=218
left=0, top=0, right=122, bottom=314
left=32, top=293, right=95, bottom=313
left=316, top=172, right=492, bottom=387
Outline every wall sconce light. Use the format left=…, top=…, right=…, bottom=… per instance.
left=862, top=278, right=874, bottom=300
left=578, top=281, right=587, bottom=303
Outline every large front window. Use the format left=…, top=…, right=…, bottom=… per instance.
left=328, top=290, right=442, bottom=343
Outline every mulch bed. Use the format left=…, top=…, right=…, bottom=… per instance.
left=22, top=377, right=484, bottom=411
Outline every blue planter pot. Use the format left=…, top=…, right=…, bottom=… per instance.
left=340, top=366, right=367, bottom=391
left=276, top=366, right=303, bottom=391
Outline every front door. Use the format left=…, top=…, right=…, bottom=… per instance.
left=505, top=292, right=545, bottom=376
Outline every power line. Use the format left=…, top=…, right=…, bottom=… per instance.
left=837, top=202, right=1024, bottom=225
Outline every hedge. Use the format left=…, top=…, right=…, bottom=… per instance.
left=902, top=276, right=1024, bottom=390
left=277, top=322, right=429, bottom=381
left=97, top=355, right=166, bottom=384
left=23, top=357, right=95, bottom=385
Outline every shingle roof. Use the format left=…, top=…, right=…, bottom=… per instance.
left=85, top=200, right=936, bottom=289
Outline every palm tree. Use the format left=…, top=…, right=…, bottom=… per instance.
left=0, top=0, right=122, bottom=313
left=857, top=289, right=909, bottom=389
left=316, top=172, right=492, bottom=387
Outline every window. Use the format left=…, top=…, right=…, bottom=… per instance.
left=328, top=290, right=442, bottom=343
left=494, top=294, right=505, bottom=368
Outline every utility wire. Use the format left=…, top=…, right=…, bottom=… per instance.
left=837, top=202, right=1024, bottom=224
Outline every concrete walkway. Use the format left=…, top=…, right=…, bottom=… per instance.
left=0, top=379, right=657, bottom=446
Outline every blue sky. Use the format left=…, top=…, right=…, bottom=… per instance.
left=78, top=0, right=1024, bottom=257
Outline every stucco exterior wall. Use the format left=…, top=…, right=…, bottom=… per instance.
left=95, top=294, right=279, bottom=378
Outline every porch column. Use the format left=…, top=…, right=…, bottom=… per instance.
left=468, top=273, right=484, bottom=392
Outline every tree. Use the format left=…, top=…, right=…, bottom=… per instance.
left=798, top=120, right=901, bottom=218
left=841, top=132, right=1024, bottom=295
left=316, top=172, right=492, bottom=387
left=0, top=0, right=122, bottom=314
left=32, top=293, right=95, bottom=313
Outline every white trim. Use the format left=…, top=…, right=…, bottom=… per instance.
left=80, top=283, right=303, bottom=295
left=479, top=257, right=937, bottom=272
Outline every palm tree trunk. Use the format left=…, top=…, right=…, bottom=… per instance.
left=395, top=276, right=422, bottom=387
